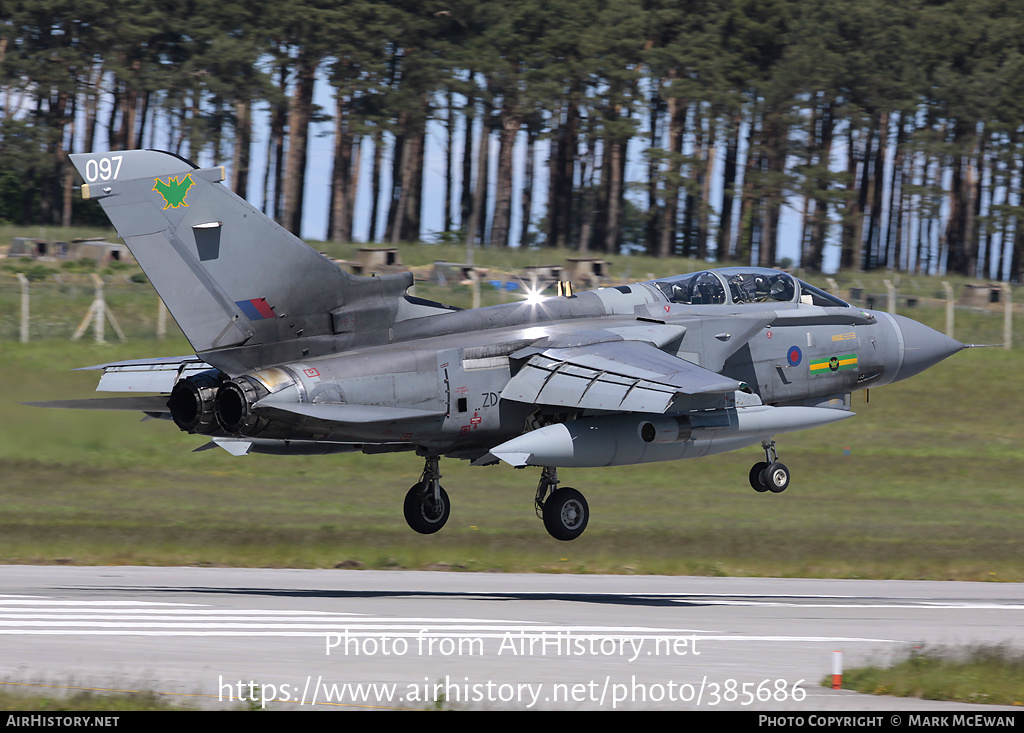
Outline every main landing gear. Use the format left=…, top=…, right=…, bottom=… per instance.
left=404, top=455, right=450, bottom=534
left=403, top=456, right=590, bottom=540
left=749, top=439, right=790, bottom=494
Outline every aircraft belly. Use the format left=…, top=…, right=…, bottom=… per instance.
left=320, top=415, right=445, bottom=444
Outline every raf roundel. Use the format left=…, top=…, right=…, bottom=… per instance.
left=787, top=345, right=802, bottom=367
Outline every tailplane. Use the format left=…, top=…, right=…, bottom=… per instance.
left=70, top=150, right=411, bottom=371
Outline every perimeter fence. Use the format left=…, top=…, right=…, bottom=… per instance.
left=1, top=271, right=1021, bottom=350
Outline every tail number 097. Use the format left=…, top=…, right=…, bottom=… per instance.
left=84, top=155, right=124, bottom=183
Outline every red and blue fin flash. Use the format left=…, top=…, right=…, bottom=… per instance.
left=235, top=297, right=276, bottom=320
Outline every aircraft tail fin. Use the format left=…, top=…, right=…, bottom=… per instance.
left=69, top=150, right=410, bottom=367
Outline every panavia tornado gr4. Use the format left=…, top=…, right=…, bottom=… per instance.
left=40, top=149, right=965, bottom=541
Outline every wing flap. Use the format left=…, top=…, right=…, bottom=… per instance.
left=76, top=356, right=213, bottom=393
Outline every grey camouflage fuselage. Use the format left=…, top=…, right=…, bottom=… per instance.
left=50, top=149, right=964, bottom=540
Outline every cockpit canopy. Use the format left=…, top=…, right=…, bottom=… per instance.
left=647, top=268, right=849, bottom=308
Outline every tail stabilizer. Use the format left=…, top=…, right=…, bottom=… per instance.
left=69, top=150, right=410, bottom=369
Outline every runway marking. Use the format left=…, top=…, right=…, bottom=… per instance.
left=2, top=593, right=1016, bottom=642
left=0, top=599, right=203, bottom=606
left=0, top=594, right=905, bottom=644
left=670, top=599, right=1024, bottom=609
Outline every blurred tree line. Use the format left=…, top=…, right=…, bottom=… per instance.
left=2, top=0, right=1023, bottom=280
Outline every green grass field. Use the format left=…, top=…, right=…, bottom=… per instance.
left=1, top=327, right=1021, bottom=579
left=828, top=645, right=1024, bottom=707
left=1, top=233, right=1022, bottom=578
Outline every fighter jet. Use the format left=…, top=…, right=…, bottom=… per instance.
left=38, top=149, right=965, bottom=541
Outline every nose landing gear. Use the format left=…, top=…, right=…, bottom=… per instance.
left=749, top=439, right=790, bottom=494
left=535, top=466, right=589, bottom=541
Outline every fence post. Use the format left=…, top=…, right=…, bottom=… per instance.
left=942, top=282, right=955, bottom=339
left=157, top=298, right=167, bottom=341
left=1004, top=283, right=1013, bottom=350
left=93, top=273, right=104, bottom=344
left=883, top=279, right=896, bottom=314
left=71, top=274, right=126, bottom=343
left=17, top=273, right=30, bottom=343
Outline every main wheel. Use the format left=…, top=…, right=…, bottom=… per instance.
left=749, top=461, right=770, bottom=492
left=403, top=482, right=450, bottom=534
left=542, top=487, right=589, bottom=541
left=763, top=462, right=790, bottom=493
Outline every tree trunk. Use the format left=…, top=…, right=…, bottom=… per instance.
left=548, top=98, right=578, bottom=248
left=461, top=76, right=476, bottom=233
left=282, top=57, right=317, bottom=236
left=865, top=110, right=887, bottom=270
left=231, top=99, right=251, bottom=199
left=885, top=112, right=907, bottom=271
left=657, top=90, right=686, bottom=258
left=519, top=118, right=538, bottom=247
left=490, top=105, right=520, bottom=248
left=329, top=92, right=353, bottom=242
left=404, top=125, right=425, bottom=242
left=807, top=101, right=835, bottom=272
left=466, top=112, right=490, bottom=247
left=444, top=89, right=455, bottom=233
left=697, top=110, right=716, bottom=261
left=718, top=111, right=741, bottom=261
left=736, top=111, right=761, bottom=266
left=369, top=128, right=383, bottom=242
left=841, top=124, right=863, bottom=271
left=264, top=61, right=288, bottom=221
left=603, top=135, right=625, bottom=255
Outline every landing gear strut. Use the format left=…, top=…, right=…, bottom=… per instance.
left=404, top=455, right=450, bottom=534
left=749, top=439, right=790, bottom=494
left=535, top=467, right=589, bottom=541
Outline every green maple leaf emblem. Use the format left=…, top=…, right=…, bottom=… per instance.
left=152, top=174, right=195, bottom=209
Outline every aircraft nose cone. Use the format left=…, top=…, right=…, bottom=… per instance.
left=893, top=315, right=964, bottom=382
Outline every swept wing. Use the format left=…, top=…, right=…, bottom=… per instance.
left=502, top=340, right=746, bottom=413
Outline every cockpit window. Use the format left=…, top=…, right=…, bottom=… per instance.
left=725, top=271, right=796, bottom=304
left=652, top=271, right=726, bottom=304
left=650, top=268, right=848, bottom=307
left=797, top=280, right=850, bottom=307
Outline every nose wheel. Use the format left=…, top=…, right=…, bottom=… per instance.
left=535, top=467, right=590, bottom=541
left=749, top=440, right=790, bottom=494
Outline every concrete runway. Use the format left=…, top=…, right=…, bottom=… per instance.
left=1, top=566, right=1022, bottom=710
